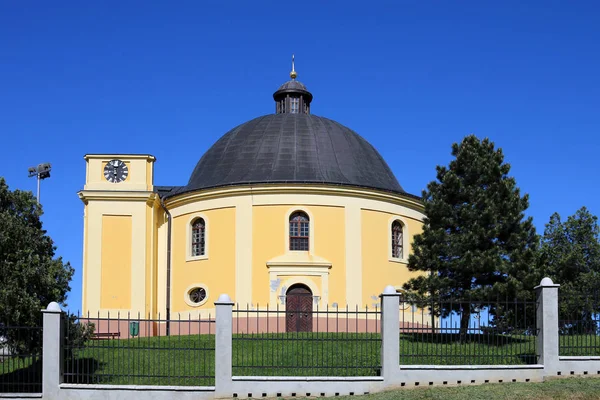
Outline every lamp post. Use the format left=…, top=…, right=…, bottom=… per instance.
left=27, top=163, right=52, bottom=204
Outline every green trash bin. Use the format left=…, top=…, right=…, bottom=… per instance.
left=129, top=321, right=139, bottom=337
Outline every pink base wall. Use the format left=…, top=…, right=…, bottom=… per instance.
left=82, top=317, right=428, bottom=338
left=81, top=318, right=215, bottom=339
left=232, top=316, right=381, bottom=334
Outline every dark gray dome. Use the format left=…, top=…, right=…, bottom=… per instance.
left=277, top=80, right=308, bottom=91
left=186, top=113, right=404, bottom=193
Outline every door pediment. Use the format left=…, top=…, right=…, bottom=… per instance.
left=266, top=252, right=332, bottom=270
left=267, top=253, right=331, bottom=308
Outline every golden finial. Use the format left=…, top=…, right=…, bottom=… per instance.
left=290, top=54, right=297, bottom=79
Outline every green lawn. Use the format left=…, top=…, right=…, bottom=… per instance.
left=61, top=332, right=536, bottom=385
left=332, top=377, right=600, bottom=400
left=2, top=333, right=600, bottom=389
left=559, top=335, right=600, bottom=356
left=398, top=333, right=537, bottom=365
left=63, top=334, right=216, bottom=386
left=233, top=332, right=381, bottom=376
left=0, top=354, right=42, bottom=393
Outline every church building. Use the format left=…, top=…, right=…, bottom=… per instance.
left=78, top=61, right=425, bottom=323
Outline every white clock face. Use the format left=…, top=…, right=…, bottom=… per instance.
left=103, top=159, right=129, bottom=183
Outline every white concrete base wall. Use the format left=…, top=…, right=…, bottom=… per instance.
left=10, top=364, right=598, bottom=400
left=58, top=385, right=214, bottom=400
left=227, top=377, right=384, bottom=399
left=555, top=358, right=600, bottom=378
left=391, top=365, right=545, bottom=387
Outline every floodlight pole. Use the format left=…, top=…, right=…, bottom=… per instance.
left=28, top=163, right=52, bottom=205
left=37, top=174, right=41, bottom=204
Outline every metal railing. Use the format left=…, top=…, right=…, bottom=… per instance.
left=232, top=303, right=381, bottom=376
left=559, top=290, right=600, bottom=356
left=398, top=295, right=538, bottom=365
left=63, top=312, right=215, bottom=386
left=0, top=324, right=43, bottom=393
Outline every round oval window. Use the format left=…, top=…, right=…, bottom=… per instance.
left=189, top=287, right=207, bottom=304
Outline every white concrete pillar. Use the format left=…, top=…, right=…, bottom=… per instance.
left=535, top=277, right=560, bottom=375
left=380, top=285, right=400, bottom=383
left=42, top=302, right=63, bottom=399
left=215, top=294, right=234, bottom=398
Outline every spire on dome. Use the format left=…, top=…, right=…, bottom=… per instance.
left=290, top=54, right=297, bottom=80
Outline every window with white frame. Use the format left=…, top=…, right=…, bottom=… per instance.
left=189, top=287, right=207, bottom=304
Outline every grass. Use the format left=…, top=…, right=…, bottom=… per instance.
left=233, top=332, right=381, bottom=376
left=2, top=333, right=600, bottom=389
left=559, top=335, right=600, bottom=356
left=60, top=332, right=537, bottom=385
left=63, top=334, right=216, bottom=386
left=332, top=377, right=600, bottom=400
left=0, top=354, right=42, bottom=393
left=398, top=333, right=537, bottom=365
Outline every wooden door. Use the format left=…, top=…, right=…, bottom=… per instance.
left=285, top=286, right=313, bottom=332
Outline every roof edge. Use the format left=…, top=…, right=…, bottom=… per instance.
left=84, top=154, right=156, bottom=161
left=156, top=181, right=422, bottom=203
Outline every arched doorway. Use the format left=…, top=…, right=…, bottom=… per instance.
left=285, top=284, right=313, bottom=332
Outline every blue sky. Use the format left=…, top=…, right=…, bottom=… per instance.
left=1, top=2, right=599, bottom=311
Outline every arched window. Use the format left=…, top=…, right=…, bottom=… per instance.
left=289, top=211, right=309, bottom=251
left=391, top=220, right=403, bottom=259
left=191, top=218, right=206, bottom=257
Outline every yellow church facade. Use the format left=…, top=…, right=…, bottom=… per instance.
left=78, top=65, right=426, bottom=323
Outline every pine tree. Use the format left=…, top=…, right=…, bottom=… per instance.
left=403, top=135, right=539, bottom=339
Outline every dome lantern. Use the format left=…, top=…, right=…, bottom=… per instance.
left=273, top=55, right=313, bottom=114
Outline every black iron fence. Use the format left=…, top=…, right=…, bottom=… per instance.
left=0, top=324, right=43, bottom=393
left=232, top=303, right=381, bottom=376
left=559, top=290, right=600, bottom=356
left=63, top=312, right=215, bottom=386
left=398, top=295, right=538, bottom=365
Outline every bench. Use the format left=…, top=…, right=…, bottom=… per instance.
left=92, top=332, right=120, bottom=340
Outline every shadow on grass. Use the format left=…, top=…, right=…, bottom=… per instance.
left=398, top=333, right=538, bottom=365
left=517, top=353, right=538, bottom=364
left=0, top=356, right=42, bottom=393
left=400, top=332, right=534, bottom=345
left=63, top=357, right=104, bottom=384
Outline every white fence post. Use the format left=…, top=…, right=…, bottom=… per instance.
left=42, top=302, right=63, bottom=399
left=535, top=277, right=560, bottom=375
left=380, top=285, right=400, bottom=384
left=215, top=294, right=234, bottom=398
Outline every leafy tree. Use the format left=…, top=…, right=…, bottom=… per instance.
left=0, top=177, right=75, bottom=354
left=541, top=207, right=600, bottom=334
left=403, top=135, right=539, bottom=339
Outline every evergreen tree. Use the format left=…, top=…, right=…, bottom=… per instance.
left=0, top=177, right=74, bottom=354
left=403, top=135, right=539, bottom=338
left=541, top=207, right=600, bottom=333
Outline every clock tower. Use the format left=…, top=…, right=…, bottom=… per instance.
left=78, top=154, right=159, bottom=317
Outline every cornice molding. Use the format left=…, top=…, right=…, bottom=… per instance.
left=84, top=154, right=156, bottom=161
left=78, top=190, right=156, bottom=205
left=267, top=263, right=332, bottom=270
left=164, top=184, right=424, bottom=213
left=266, top=251, right=332, bottom=270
